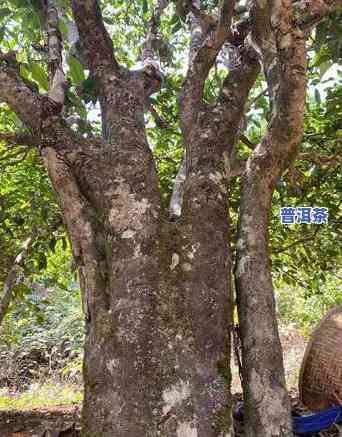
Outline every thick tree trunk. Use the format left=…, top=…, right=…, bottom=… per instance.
left=44, top=130, right=163, bottom=436
left=45, top=145, right=234, bottom=437
left=0, top=0, right=336, bottom=435
left=235, top=169, right=293, bottom=437
left=157, top=132, right=235, bottom=436
left=235, top=1, right=307, bottom=432
left=179, top=135, right=234, bottom=436
left=43, top=73, right=235, bottom=434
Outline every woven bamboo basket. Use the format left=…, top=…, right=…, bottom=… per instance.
left=299, top=306, right=342, bottom=411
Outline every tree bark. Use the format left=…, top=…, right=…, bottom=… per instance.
left=235, top=0, right=307, bottom=435
left=0, top=4, right=258, bottom=432
left=158, top=5, right=259, bottom=434
left=42, top=3, right=258, bottom=435
left=1, top=0, right=335, bottom=435
left=236, top=175, right=293, bottom=437
left=173, top=130, right=234, bottom=436
left=43, top=96, right=164, bottom=435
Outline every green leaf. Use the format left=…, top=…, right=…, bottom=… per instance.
left=103, top=16, right=114, bottom=25
left=12, top=0, right=29, bottom=8
left=172, top=20, right=183, bottom=33
left=68, top=55, right=85, bottom=85
left=0, top=26, right=5, bottom=42
left=170, top=14, right=180, bottom=25
left=49, top=238, right=57, bottom=253
left=0, top=8, right=12, bottom=18
left=61, top=237, right=67, bottom=250
left=38, top=253, right=47, bottom=270
left=58, top=19, right=69, bottom=36
left=142, top=0, right=148, bottom=14
left=314, top=89, right=321, bottom=105
left=20, top=65, right=30, bottom=79
left=81, top=76, right=98, bottom=103
left=30, top=63, right=49, bottom=91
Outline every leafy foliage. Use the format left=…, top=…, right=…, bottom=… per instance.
left=0, top=243, right=84, bottom=390
left=269, top=82, right=342, bottom=293
left=276, top=272, right=342, bottom=336
left=0, top=142, right=62, bottom=284
left=0, top=381, right=82, bottom=410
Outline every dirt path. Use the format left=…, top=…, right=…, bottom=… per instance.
left=0, top=405, right=80, bottom=436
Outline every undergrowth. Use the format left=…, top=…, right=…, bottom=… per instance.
left=0, top=381, right=82, bottom=410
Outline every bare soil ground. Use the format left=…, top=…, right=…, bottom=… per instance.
left=1, top=326, right=341, bottom=436
left=231, top=324, right=307, bottom=392
left=0, top=406, right=80, bottom=436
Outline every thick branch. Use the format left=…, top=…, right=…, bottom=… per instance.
left=0, top=62, right=108, bottom=155
left=0, top=57, right=96, bottom=151
left=0, top=4, right=65, bottom=131
left=48, top=67, right=67, bottom=105
left=218, top=0, right=235, bottom=38
left=295, top=0, right=341, bottom=30
left=0, top=132, right=37, bottom=147
left=71, top=0, right=119, bottom=77
left=169, top=157, right=186, bottom=219
left=298, top=152, right=342, bottom=165
left=47, top=0, right=62, bottom=81
left=230, top=158, right=247, bottom=177
left=142, top=0, right=169, bottom=65
left=235, top=1, right=308, bottom=435
left=0, top=64, right=42, bottom=132
left=180, top=0, right=235, bottom=129
left=46, top=1, right=67, bottom=106
left=175, top=48, right=259, bottom=216
left=252, top=0, right=307, bottom=158
left=217, top=45, right=260, bottom=125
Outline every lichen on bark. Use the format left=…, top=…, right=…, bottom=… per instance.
left=0, top=0, right=336, bottom=435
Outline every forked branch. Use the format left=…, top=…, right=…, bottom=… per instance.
left=180, top=0, right=236, bottom=131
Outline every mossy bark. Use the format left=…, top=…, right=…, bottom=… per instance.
left=235, top=1, right=307, bottom=435
left=0, top=0, right=318, bottom=435
left=39, top=62, right=237, bottom=435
